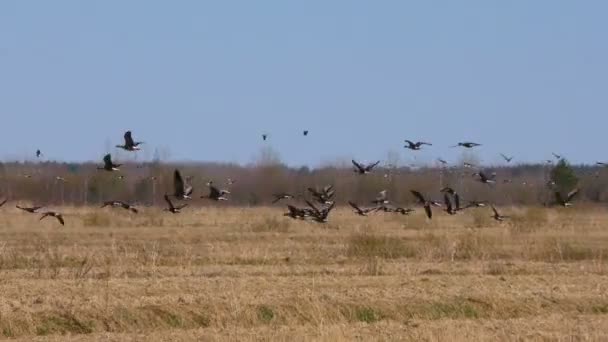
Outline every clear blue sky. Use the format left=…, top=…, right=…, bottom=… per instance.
left=0, top=1, right=606, bottom=166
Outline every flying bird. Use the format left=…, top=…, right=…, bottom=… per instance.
left=16, top=205, right=43, bottom=213
left=404, top=140, right=432, bottom=151
left=272, top=193, right=294, bottom=204
left=473, top=171, right=496, bottom=184
left=40, top=211, right=65, bottom=225
left=490, top=205, right=508, bottom=222
left=101, top=201, right=138, bottom=213
left=500, top=154, right=514, bottom=163
left=452, top=142, right=481, bottom=148
left=201, top=181, right=230, bottom=201
left=371, top=190, right=389, bottom=205
left=305, top=200, right=336, bottom=223
left=163, top=194, right=188, bottom=214
left=352, top=160, right=380, bottom=175
left=116, top=131, right=143, bottom=151
left=554, top=189, right=579, bottom=207
left=172, top=169, right=193, bottom=200
left=552, top=152, right=562, bottom=160
left=348, top=201, right=379, bottom=216
left=437, top=158, right=448, bottom=165
left=443, top=193, right=459, bottom=215
left=262, top=134, right=268, bottom=141
left=98, top=154, right=121, bottom=172
left=303, top=130, right=309, bottom=136
left=410, top=190, right=433, bottom=219
left=36, top=149, right=42, bottom=158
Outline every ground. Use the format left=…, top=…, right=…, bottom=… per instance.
left=0, top=205, right=607, bottom=341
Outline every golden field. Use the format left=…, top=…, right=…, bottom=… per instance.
left=0, top=205, right=607, bottom=341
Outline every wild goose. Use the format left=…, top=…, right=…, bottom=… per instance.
left=307, top=186, right=335, bottom=204
left=552, top=152, right=562, bottom=160
left=404, top=140, right=432, bottom=151
left=410, top=190, right=433, bottom=219
left=305, top=200, right=335, bottom=223
left=272, top=193, right=294, bottom=204
left=16, top=205, right=43, bottom=213
left=101, top=201, right=138, bottom=213
left=473, top=171, right=496, bottom=184
left=452, top=142, right=481, bottom=148
left=443, top=193, right=459, bottom=215
left=163, top=194, right=187, bottom=214
left=303, top=130, right=309, bottom=136
left=500, top=154, right=514, bottom=163
left=352, top=160, right=380, bottom=174
left=201, top=181, right=230, bottom=201
left=172, top=169, right=193, bottom=200
left=441, top=188, right=461, bottom=211
left=40, top=211, right=65, bottom=225
left=596, top=162, right=608, bottom=166
left=116, top=131, right=143, bottom=151
left=490, top=205, right=509, bottom=221
left=554, top=189, right=579, bottom=207
left=437, top=158, right=448, bottom=165
left=98, top=154, right=121, bottom=172
left=36, top=149, right=42, bottom=158
left=348, top=201, right=379, bottom=216
left=262, top=134, right=268, bottom=141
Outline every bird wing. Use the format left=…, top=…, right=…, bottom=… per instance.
left=366, top=161, right=380, bottom=171
left=424, top=204, right=432, bottom=219
left=39, top=212, right=50, bottom=221
left=348, top=201, right=362, bottom=213
left=410, top=190, right=425, bottom=204
left=351, top=160, right=365, bottom=172
left=404, top=140, right=415, bottom=147
left=124, top=131, right=135, bottom=146
left=491, top=205, right=499, bottom=217
left=567, top=189, right=579, bottom=202
left=56, top=215, right=65, bottom=225
left=173, top=170, right=184, bottom=195
left=164, top=194, right=175, bottom=210
left=305, top=200, right=321, bottom=216
left=454, top=193, right=461, bottom=211
left=554, top=192, right=564, bottom=204
left=103, top=154, right=112, bottom=167
left=0, top=199, right=7, bottom=207
left=209, top=185, right=221, bottom=198
left=444, top=193, right=452, bottom=212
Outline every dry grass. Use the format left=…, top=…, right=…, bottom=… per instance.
left=0, top=205, right=607, bottom=341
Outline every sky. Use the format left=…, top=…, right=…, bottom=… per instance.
left=0, top=1, right=606, bottom=167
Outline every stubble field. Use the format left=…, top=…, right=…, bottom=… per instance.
left=0, top=205, right=607, bottom=341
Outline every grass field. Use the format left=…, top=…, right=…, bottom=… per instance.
left=0, top=205, right=607, bottom=341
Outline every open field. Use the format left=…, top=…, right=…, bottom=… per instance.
left=0, top=206, right=607, bottom=341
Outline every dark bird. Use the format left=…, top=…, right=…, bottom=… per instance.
left=437, top=158, right=448, bottom=165
left=552, top=152, right=562, bottom=160
left=473, top=171, right=496, bottom=184
left=444, top=193, right=459, bottom=215
left=440, top=187, right=456, bottom=195
left=16, top=205, right=43, bottom=213
left=303, top=130, right=309, bottom=136
left=40, top=211, right=65, bottom=225
left=596, top=162, right=608, bottom=166
left=441, top=188, right=461, bottom=211
left=284, top=205, right=308, bottom=219
left=262, top=134, right=268, bottom=141
left=348, top=201, right=379, bottom=216
left=116, top=131, right=143, bottom=151
left=352, top=160, right=380, bottom=175
left=305, top=200, right=336, bottom=223
left=500, top=154, right=514, bottom=163
left=452, top=142, right=481, bottom=148
left=36, top=149, right=42, bottom=158
left=371, top=190, right=389, bottom=205
left=272, top=193, right=294, bottom=204
left=0, top=199, right=7, bottom=207
left=163, top=194, right=188, bottom=213
left=201, top=181, right=230, bottom=201
left=307, top=185, right=335, bottom=204
left=98, top=154, right=121, bottom=172
left=554, top=189, right=579, bottom=207
left=404, top=140, right=432, bottom=151
left=410, top=190, right=433, bottom=219
left=101, top=201, right=138, bottom=213
left=490, top=205, right=508, bottom=222
left=172, top=169, right=193, bottom=200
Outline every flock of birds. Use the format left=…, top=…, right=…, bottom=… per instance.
left=1, top=131, right=588, bottom=226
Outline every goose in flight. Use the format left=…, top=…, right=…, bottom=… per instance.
left=352, top=160, right=380, bottom=175
left=262, top=134, right=268, bottom=141
left=443, top=193, right=459, bottom=215
left=303, top=130, right=309, bottom=136
left=305, top=200, right=336, bottom=223
left=554, top=189, right=579, bottom=207
left=404, top=140, right=432, bottom=151
left=348, top=201, right=379, bottom=216
left=116, top=131, right=143, bottom=151
left=98, top=154, right=121, bottom=172
left=552, top=152, right=562, bottom=160
left=101, top=201, right=138, bottom=213
left=452, top=142, right=481, bottom=148
left=272, top=193, right=294, bottom=204
left=437, top=158, right=448, bottom=165
left=40, top=211, right=65, bottom=226
left=172, top=169, right=193, bottom=200
left=163, top=194, right=187, bottom=214
left=307, top=185, right=335, bottom=204
left=500, top=154, right=514, bottom=163
left=410, top=190, right=433, bottom=219
left=473, top=171, right=496, bottom=184
left=16, top=205, right=43, bottom=213
left=36, top=149, right=43, bottom=158
left=201, top=181, right=230, bottom=201
left=490, top=205, right=508, bottom=222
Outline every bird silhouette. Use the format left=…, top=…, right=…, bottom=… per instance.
left=352, top=160, right=380, bottom=174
